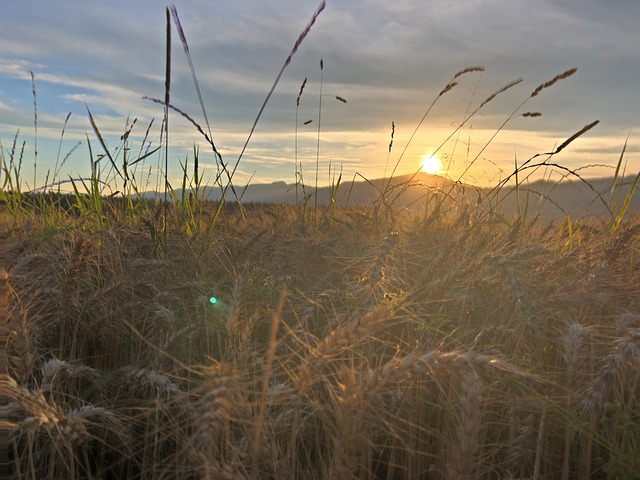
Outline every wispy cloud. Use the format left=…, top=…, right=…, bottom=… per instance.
left=0, top=99, right=15, bottom=113
left=2, top=0, right=640, bottom=188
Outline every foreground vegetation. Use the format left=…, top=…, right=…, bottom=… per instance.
left=2, top=195, right=639, bottom=479
left=2, top=4, right=639, bottom=478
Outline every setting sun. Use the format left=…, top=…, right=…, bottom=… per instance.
left=420, top=153, right=442, bottom=175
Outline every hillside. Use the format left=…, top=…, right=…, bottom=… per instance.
left=143, top=172, right=640, bottom=221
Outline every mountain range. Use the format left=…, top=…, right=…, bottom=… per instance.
left=143, top=171, right=640, bottom=222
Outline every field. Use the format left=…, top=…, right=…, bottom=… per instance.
left=2, top=4, right=640, bottom=479
left=2, top=183, right=640, bottom=479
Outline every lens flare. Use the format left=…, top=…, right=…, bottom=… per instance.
left=209, top=297, right=218, bottom=304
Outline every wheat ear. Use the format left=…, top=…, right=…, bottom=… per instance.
left=295, top=306, right=389, bottom=392
left=446, top=369, right=484, bottom=480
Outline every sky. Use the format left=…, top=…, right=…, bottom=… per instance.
left=1, top=0, right=639, bottom=193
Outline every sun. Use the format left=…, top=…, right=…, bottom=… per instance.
left=420, top=153, right=442, bottom=175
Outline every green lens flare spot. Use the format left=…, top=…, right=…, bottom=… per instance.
left=209, top=297, right=218, bottom=304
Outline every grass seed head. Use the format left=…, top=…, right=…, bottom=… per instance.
left=531, top=67, right=578, bottom=97
left=453, top=66, right=486, bottom=79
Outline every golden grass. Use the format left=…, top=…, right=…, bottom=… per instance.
left=2, top=201, right=639, bottom=479
left=2, top=4, right=638, bottom=477
left=1, top=199, right=12, bottom=479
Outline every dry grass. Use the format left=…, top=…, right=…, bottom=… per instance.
left=1, top=199, right=13, bottom=480
left=2, top=4, right=638, bottom=476
left=2, top=200, right=639, bottom=479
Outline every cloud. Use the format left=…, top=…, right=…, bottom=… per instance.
left=0, top=100, right=15, bottom=113
left=2, top=0, right=640, bottom=189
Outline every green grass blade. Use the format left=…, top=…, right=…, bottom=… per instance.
left=612, top=169, right=640, bottom=233
left=86, top=106, right=124, bottom=180
left=609, top=134, right=629, bottom=212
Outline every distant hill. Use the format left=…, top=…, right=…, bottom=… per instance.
left=486, top=176, right=640, bottom=221
left=142, top=172, right=457, bottom=206
left=141, top=172, right=640, bottom=221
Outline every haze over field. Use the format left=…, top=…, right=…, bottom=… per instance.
left=1, top=0, right=639, bottom=191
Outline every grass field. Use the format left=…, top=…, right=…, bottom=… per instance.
left=2, top=190, right=640, bottom=479
left=2, top=4, right=640, bottom=479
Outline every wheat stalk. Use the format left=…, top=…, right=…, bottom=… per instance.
left=0, top=272, right=8, bottom=377
left=0, top=198, right=11, bottom=374
left=328, top=368, right=367, bottom=480
left=251, top=291, right=285, bottom=480
left=225, top=275, right=254, bottom=362
left=562, top=323, right=584, bottom=386
left=120, top=366, right=182, bottom=400
left=508, top=403, right=538, bottom=476
left=580, top=329, right=640, bottom=414
left=561, top=322, right=585, bottom=479
left=7, top=307, right=34, bottom=385
left=193, top=363, right=237, bottom=453
left=1, top=204, right=18, bottom=479
left=0, top=270, right=10, bottom=426
left=446, top=369, right=483, bottom=480
left=295, top=306, right=390, bottom=392
left=39, top=358, right=102, bottom=403
left=2, top=374, right=61, bottom=430
left=369, top=232, right=400, bottom=286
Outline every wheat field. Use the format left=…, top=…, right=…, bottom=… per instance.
left=2, top=4, right=640, bottom=478
left=1, top=197, right=639, bottom=479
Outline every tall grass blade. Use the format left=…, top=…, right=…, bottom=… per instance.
left=163, top=7, right=172, bottom=249
left=553, top=120, right=599, bottom=154
left=52, top=112, right=72, bottom=182
left=229, top=1, right=326, bottom=187
left=31, top=71, right=38, bottom=189
left=169, top=6, right=214, bottom=162
left=386, top=68, right=483, bottom=193
left=611, top=136, right=640, bottom=232
left=127, top=146, right=162, bottom=168
left=609, top=133, right=629, bottom=210
left=314, top=58, right=324, bottom=224
left=86, top=106, right=124, bottom=181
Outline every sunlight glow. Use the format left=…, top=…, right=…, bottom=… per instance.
left=420, top=153, right=442, bottom=175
